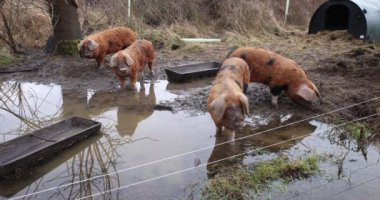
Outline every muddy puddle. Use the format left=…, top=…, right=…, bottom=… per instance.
left=0, top=80, right=379, bottom=199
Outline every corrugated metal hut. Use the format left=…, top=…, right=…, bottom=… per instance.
left=309, top=0, right=380, bottom=42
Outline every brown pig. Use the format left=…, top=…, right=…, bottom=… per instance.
left=207, top=57, right=250, bottom=135
left=109, top=40, right=155, bottom=89
left=78, top=27, right=136, bottom=68
left=226, top=47, right=320, bottom=107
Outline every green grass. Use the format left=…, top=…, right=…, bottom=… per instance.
left=204, top=155, right=323, bottom=199
left=345, top=122, right=373, bottom=142
left=0, top=52, right=22, bottom=67
left=333, top=117, right=374, bottom=143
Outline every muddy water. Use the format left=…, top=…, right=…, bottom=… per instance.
left=0, top=80, right=379, bottom=199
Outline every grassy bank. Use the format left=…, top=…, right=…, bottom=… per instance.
left=203, top=155, right=324, bottom=199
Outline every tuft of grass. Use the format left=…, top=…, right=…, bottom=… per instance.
left=204, top=155, right=323, bottom=199
left=333, top=117, right=374, bottom=143
left=345, top=122, right=373, bottom=142
left=0, top=54, right=15, bottom=66
left=0, top=51, right=22, bottom=67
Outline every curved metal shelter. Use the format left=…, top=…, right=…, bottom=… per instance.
left=309, top=0, right=380, bottom=42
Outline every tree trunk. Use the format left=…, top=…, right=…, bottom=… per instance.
left=46, top=0, right=82, bottom=54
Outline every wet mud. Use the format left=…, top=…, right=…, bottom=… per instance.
left=0, top=31, right=380, bottom=199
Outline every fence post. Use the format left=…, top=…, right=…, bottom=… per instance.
left=128, top=0, right=131, bottom=18
left=284, top=0, right=290, bottom=25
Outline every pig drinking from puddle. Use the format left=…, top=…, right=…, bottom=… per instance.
left=227, top=47, right=320, bottom=107
left=109, top=40, right=155, bottom=89
left=208, top=57, right=250, bottom=136
left=78, top=27, right=136, bottom=68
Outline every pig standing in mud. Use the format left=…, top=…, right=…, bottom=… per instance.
left=109, top=40, right=155, bottom=89
left=227, top=47, right=320, bottom=107
left=78, top=27, right=136, bottom=68
left=207, top=57, right=250, bottom=136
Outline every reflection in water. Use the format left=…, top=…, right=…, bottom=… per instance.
left=207, top=117, right=317, bottom=178
left=62, top=89, right=89, bottom=118
left=0, top=82, right=63, bottom=142
left=207, top=130, right=241, bottom=178
left=328, top=125, right=370, bottom=160
left=244, top=121, right=317, bottom=151
left=0, top=80, right=185, bottom=199
left=89, top=82, right=156, bottom=137
left=165, top=78, right=213, bottom=92
left=0, top=82, right=126, bottom=199
left=1, top=80, right=378, bottom=199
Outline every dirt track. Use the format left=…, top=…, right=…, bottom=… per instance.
left=1, top=31, right=379, bottom=131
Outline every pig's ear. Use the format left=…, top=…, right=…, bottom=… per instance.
left=243, top=63, right=250, bottom=84
left=309, top=81, right=321, bottom=98
left=296, top=84, right=318, bottom=103
left=238, top=93, right=250, bottom=116
left=123, top=52, right=134, bottom=66
left=88, top=40, right=99, bottom=51
left=210, top=94, right=227, bottom=122
left=77, top=40, right=84, bottom=51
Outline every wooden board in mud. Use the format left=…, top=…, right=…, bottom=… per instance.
left=0, top=117, right=101, bottom=177
left=165, top=62, right=221, bottom=83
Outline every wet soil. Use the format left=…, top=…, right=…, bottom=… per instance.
left=0, top=30, right=380, bottom=199
left=1, top=32, right=379, bottom=127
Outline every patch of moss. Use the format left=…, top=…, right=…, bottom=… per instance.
left=55, top=40, right=80, bottom=56
left=204, top=155, right=323, bottom=199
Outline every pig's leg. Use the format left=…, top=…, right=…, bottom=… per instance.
left=270, top=86, right=284, bottom=108
left=148, top=61, right=155, bottom=77
left=117, top=76, right=125, bottom=89
left=96, top=54, right=106, bottom=69
left=138, top=71, right=144, bottom=82
left=148, top=61, right=155, bottom=83
left=227, top=129, right=236, bottom=145
left=130, top=74, right=138, bottom=89
left=139, top=78, right=145, bottom=90
left=271, top=95, right=280, bottom=107
left=243, top=84, right=248, bottom=94
left=216, top=126, right=223, bottom=135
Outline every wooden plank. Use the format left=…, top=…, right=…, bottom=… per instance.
left=0, top=68, right=39, bottom=74
left=0, top=117, right=101, bottom=177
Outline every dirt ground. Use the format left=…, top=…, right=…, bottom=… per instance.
left=1, top=30, right=379, bottom=131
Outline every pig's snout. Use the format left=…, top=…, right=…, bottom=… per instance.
left=79, top=47, right=94, bottom=58
left=233, top=118, right=245, bottom=130
left=119, top=64, right=131, bottom=74
left=223, top=106, right=245, bottom=131
left=79, top=49, right=85, bottom=58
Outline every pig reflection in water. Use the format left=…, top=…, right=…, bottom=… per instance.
left=207, top=118, right=317, bottom=178
left=89, top=82, right=156, bottom=136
